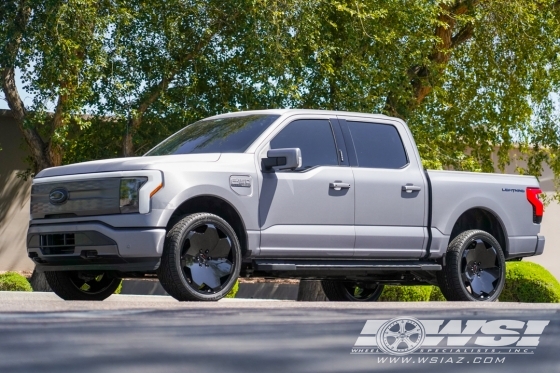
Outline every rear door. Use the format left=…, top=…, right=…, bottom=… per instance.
left=257, top=115, right=355, bottom=257
left=338, top=116, right=427, bottom=258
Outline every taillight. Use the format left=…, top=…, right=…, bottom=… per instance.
left=526, top=187, right=543, bottom=224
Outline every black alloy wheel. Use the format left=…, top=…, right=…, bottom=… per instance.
left=158, top=213, right=241, bottom=301
left=45, top=271, right=122, bottom=301
left=437, top=229, right=506, bottom=301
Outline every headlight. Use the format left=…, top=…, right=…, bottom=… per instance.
left=120, top=177, right=148, bottom=213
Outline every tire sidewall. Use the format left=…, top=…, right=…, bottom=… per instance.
left=452, top=231, right=506, bottom=302
left=172, top=214, right=241, bottom=301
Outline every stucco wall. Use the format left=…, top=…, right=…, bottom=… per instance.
left=0, top=111, right=34, bottom=270
left=500, top=149, right=560, bottom=278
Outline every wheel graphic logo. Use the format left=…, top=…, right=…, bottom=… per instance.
left=376, top=317, right=425, bottom=356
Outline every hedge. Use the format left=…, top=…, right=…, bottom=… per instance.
left=378, top=261, right=560, bottom=303
left=225, top=279, right=239, bottom=298
left=0, top=272, right=33, bottom=292
left=114, top=281, right=122, bottom=294
left=379, top=285, right=434, bottom=302
left=499, top=262, right=560, bottom=302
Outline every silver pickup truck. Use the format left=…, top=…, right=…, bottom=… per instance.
left=27, top=109, right=545, bottom=302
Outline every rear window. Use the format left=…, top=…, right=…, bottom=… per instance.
left=346, top=121, right=408, bottom=169
left=145, top=114, right=279, bottom=156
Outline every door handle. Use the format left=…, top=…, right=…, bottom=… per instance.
left=330, top=182, right=351, bottom=190
left=402, top=184, right=421, bottom=193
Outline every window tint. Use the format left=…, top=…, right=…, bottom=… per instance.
left=145, top=114, right=279, bottom=156
left=270, top=119, right=338, bottom=169
left=346, top=122, right=408, bottom=169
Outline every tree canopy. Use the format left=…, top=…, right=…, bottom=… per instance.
left=2, top=0, right=560, bottom=187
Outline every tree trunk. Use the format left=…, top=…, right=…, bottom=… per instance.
left=122, top=120, right=136, bottom=157
left=297, top=280, right=327, bottom=301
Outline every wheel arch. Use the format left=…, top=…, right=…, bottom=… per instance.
left=449, top=207, right=508, bottom=255
left=165, top=194, right=249, bottom=256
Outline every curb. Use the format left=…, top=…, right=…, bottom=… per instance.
left=121, top=279, right=299, bottom=300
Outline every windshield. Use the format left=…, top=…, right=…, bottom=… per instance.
left=144, top=114, right=280, bottom=156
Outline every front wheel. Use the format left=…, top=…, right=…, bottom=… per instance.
left=321, top=281, right=384, bottom=301
left=44, top=271, right=121, bottom=301
left=157, top=213, right=242, bottom=301
left=437, top=229, right=506, bottom=302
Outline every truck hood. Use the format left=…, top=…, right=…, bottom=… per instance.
left=35, top=153, right=221, bottom=178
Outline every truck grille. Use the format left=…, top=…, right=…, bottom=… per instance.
left=31, top=178, right=121, bottom=219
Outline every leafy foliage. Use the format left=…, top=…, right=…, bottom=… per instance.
left=499, top=261, right=560, bottom=303
left=429, top=286, right=447, bottom=301
left=224, top=279, right=239, bottom=299
left=2, top=0, right=560, bottom=189
left=114, top=281, right=122, bottom=295
left=0, top=272, right=33, bottom=292
left=379, top=285, right=434, bottom=302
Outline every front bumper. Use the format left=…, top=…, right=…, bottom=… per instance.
left=27, top=222, right=166, bottom=272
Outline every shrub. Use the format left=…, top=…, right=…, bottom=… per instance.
left=429, top=286, right=446, bottom=301
left=114, top=281, right=123, bottom=294
left=225, top=280, right=239, bottom=298
left=499, top=262, right=560, bottom=303
left=0, top=272, right=33, bottom=292
left=379, top=285, right=433, bottom=301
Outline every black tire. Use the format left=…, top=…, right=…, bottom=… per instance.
left=437, top=229, right=506, bottom=302
left=44, top=271, right=121, bottom=301
left=321, top=280, right=384, bottom=302
left=157, top=213, right=242, bottom=301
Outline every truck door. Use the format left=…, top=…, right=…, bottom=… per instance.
left=257, top=115, right=355, bottom=257
left=337, top=117, right=427, bottom=258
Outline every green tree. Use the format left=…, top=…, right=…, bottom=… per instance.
left=247, top=0, right=560, bottom=178
left=3, top=0, right=560, bottom=182
left=96, top=0, right=258, bottom=157
left=1, top=0, right=115, bottom=172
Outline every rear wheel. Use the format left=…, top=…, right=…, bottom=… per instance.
left=321, top=280, right=384, bottom=302
left=44, top=271, right=121, bottom=301
left=437, top=229, right=506, bottom=302
left=157, top=213, right=242, bottom=301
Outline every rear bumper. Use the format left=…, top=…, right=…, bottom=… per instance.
left=507, top=235, right=545, bottom=258
left=27, top=222, right=165, bottom=272
left=535, top=235, right=545, bottom=256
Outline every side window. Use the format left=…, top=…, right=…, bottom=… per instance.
left=346, top=122, right=408, bottom=169
left=270, top=119, right=339, bottom=170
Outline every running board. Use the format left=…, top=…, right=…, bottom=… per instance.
left=254, top=260, right=441, bottom=272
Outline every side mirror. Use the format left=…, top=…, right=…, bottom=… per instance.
left=262, top=148, right=302, bottom=172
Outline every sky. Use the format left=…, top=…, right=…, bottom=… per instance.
left=0, top=69, right=34, bottom=110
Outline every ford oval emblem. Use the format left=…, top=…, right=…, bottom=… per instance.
left=49, top=188, right=69, bottom=205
